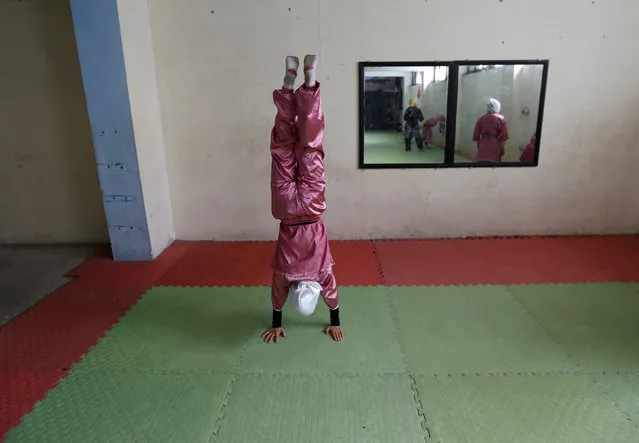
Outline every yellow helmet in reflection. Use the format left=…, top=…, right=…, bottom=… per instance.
left=410, top=98, right=418, bottom=107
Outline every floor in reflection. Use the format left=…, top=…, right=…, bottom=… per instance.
left=363, top=131, right=467, bottom=164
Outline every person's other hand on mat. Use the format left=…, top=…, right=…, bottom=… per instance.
left=262, top=327, right=286, bottom=343
left=325, top=325, right=343, bottom=341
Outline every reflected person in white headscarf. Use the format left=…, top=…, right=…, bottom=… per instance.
left=472, top=98, right=509, bottom=162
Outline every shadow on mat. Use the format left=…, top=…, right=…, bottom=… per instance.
left=132, top=303, right=265, bottom=349
left=128, top=294, right=335, bottom=350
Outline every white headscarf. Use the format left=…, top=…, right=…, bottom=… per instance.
left=486, top=98, right=501, bottom=114
left=289, top=281, right=322, bottom=316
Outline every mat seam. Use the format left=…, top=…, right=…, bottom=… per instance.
left=57, top=287, right=154, bottom=373
left=152, top=284, right=391, bottom=289
left=373, top=234, right=639, bottom=242
left=383, top=281, right=639, bottom=288
left=505, top=286, right=584, bottom=375
left=213, top=370, right=639, bottom=378
left=371, top=241, right=386, bottom=285
left=1, top=287, right=154, bottom=439
left=587, top=374, right=639, bottom=431
left=382, top=276, right=431, bottom=441
left=208, top=310, right=257, bottom=441
left=39, top=287, right=153, bottom=374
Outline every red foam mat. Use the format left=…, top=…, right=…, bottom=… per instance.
left=66, top=241, right=191, bottom=285
left=157, top=242, right=276, bottom=286
left=0, top=281, right=147, bottom=373
left=0, top=281, right=148, bottom=439
left=0, top=370, right=64, bottom=438
left=157, top=241, right=383, bottom=287
left=374, top=236, right=639, bottom=286
left=330, top=241, right=383, bottom=286
left=556, top=236, right=639, bottom=281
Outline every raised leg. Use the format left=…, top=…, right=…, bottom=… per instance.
left=294, top=55, right=326, bottom=217
left=270, top=57, right=301, bottom=221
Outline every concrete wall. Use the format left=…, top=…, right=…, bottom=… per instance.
left=148, top=0, right=639, bottom=238
left=509, top=65, right=544, bottom=161
left=116, top=0, right=175, bottom=257
left=0, top=1, right=107, bottom=243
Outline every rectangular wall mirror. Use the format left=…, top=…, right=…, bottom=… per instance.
left=359, top=60, right=549, bottom=169
left=360, top=63, right=451, bottom=167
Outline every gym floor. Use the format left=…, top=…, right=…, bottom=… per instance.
left=363, top=131, right=468, bottom=164
left=2, top=237, right=639, bottom=442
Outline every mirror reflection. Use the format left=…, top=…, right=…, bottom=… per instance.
left=362, top=65, right=450, bottom=164
left=454, top=64, right=543, bottom=163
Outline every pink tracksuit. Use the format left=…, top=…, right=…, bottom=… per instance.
left=422, top=114, right=446, bottom=142
left=473, top=113, right=510, bottom=162
left=269, top=83, right=338, bottom=311
left=520, top=133, right=536, bottom=162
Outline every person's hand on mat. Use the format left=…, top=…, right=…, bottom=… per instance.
left=262, top=327, right=286, bottom=343
left=325, top=326, right=343, bottom=341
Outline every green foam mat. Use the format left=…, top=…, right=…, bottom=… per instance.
left=238, top=286, right=405, bottom=374
left=592, top=373, right=639, bottom=425
left=415, top=373, right=639, bottom=442
left=9, top=283, right=639, bottom=442
left=390, top=285, right=577, bottom=374
left=75, top=286, right=268, bottom=373
left=5, top=370, right=232, bottom=442
left=510, top=283, right=639, bottom=372
left=212, top=374, right=426, bottom=443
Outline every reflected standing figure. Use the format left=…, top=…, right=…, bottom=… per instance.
left=403, top=98, right=424, bottom=151
left=520, top=133, right=536, bottom=162
left=473, top=98, right=509, bottom=162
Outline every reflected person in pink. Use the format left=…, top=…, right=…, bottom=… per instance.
left=422, top=113, right=446, bottom=145
left=519, top=133, right=536, bottom=162
left=262, top=55, right=343, bottom=344
left=473, top=98, right=509, bottom=162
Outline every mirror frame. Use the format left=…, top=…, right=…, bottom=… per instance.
left=358, top=60, right=550, bottom=169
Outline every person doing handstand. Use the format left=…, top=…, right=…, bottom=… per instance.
left=262, top=54, right=343, bottom=344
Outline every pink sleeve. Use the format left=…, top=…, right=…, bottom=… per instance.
left=271, top=272, right=290, bottom=310
left=317, top=268, right=338, bottom=310
left=472, top=118, right=482, bottom=142
left=499, top=118, right=510, bottom=142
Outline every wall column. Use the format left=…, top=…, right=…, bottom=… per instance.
left=70, top=0, right=174, bottom=261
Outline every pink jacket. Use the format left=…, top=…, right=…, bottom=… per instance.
left=269, top=85, right=334, bottom=281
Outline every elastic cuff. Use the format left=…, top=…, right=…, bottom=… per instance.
left=272, top=309, right=282, bottom=328
left=329, top=307, right=340, bottom=327
left=299, top=81, right=320, bottom=91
